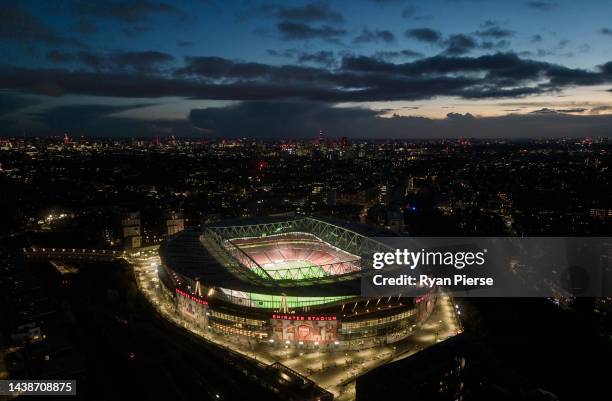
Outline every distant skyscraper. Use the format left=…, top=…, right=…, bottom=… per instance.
left=378, top=184, right=388, bottom=204
left=407, top=176, right=415, bottom=193
left=317, top=129, right=324, bottom=145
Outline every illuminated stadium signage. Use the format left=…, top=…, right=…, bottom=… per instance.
left=176, top=289, right=208, bottom=328
left=176, top=288, right=208, bottom=305
left=414, top=295, right=427, bottom=304
left=272, top=314, right=336, bottom=321
left=271, top=317, right=338, bottom=343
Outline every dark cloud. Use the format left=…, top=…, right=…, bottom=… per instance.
left=30, top=104, right=142, bottom=132
left=267, top=49, right=297, bottom=58
left=372, top=50, right=423, bottom=61
left=353, top=28, right=395, bottom=44
left=0, top=66, right=344, bottom=100
left=557, top=39, right=570, bottom=49
left=535, top=49, right=554, bottom=57
left=443, top=34, right=478, bottom=55
left=240, top=2, right=343, bottom=23
left=520, top=49, right=556, bottom=58
left=476, top=23, right=515, bottom=39
left=600, top=28, right=612, bottom=37
left=76, top=0, right=192, bottom=23
left=446, top=112, right=476, bottom=121
left=267, top=49, right=336, bottom=66
left=481, top=39, right=511, bottom=50
left=178, top=41, right=194, bottom=47
left=189, top=101, right=376, bottom=138
left=339, top=52, right=612, bottom=94
left=75, top=1, right=194, bottom=38
left=599, top=62, right=612, bottom=75
left=0, top=4, right=79, bottom=45
left=589, top=105, right=612, bottom=114
left=4, top=52, right=612, bottom=103
left=188, top=100, right=612, bottom=138
left=296, top=51, right=336, bottom=66
left=530, top=34, right=543, bottom=43
left=277, top=21, right=346, bottom=41
left=525, top=1, right=557, bottom=11
left=398, top=49, right=424, bottom=59
left=0, top=93, right=39, bottom=116
left=23, top=104, right=199, bottom=137
left=407, top=26, right=505, bottom=54
left=175, top=57, right=271, bottom=79
left=507, top=45, right=571, bottom=59
left=276, top=2, right=343, bottom=23
left=556, top=108, right=586, bottom=113
left=479, top=20, right=497, bottom=28
left=47, top=50, right=175, bottom=73
left=405, top=28, right=442, bottom=43
left=530, top=107, right=586, bottom=114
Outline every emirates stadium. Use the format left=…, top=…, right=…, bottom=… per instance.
left=158, top=216, right=437, bottom=350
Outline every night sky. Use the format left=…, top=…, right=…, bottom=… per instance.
left=3, top=0, right=612, bottom=138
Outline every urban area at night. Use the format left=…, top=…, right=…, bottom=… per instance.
left=1, top=1, right=612, bottom=400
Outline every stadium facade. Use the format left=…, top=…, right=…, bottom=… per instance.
left=159, top=216, right=437, bottom=350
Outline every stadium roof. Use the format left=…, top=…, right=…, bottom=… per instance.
left=160, top=216, right=394, bottom=297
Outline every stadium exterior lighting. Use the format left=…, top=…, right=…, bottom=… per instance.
left=159, top=217, right=436, bottom=352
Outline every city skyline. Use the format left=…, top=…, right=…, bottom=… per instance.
left=3, top=0, right=612, bottom=138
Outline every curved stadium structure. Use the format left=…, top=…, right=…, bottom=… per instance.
left=159, top=216, right=437, bottom=350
